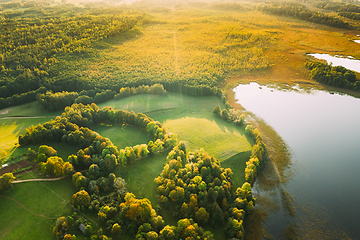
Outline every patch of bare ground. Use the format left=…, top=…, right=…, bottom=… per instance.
left=0, top=160, right=35, bottom=176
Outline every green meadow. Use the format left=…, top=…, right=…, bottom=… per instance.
left=92, top=124, right=151, bottom=150
left=164, top=116, right=252, bottom=161
left=0, top=179, right=76, bottom=240
left=99, top=93, right=252, bottom=161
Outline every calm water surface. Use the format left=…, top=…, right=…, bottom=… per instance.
left=234, top=83, right=360, bottom=239
left=309, top=53, right=360, bottom=73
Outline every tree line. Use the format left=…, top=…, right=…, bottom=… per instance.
left=259, top=2, right=353, bottom=29
left=212, top=101, right=267, bottom=185
left=0, top=86, right=47, bottom=109
left=312, top=1, right=360, bottom=13
left=306, top=61, right=360, bottom=91
left=35, top=83, right=168, bottom=112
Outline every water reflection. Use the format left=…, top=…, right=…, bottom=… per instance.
left=235, top=83, right=360, bottom=239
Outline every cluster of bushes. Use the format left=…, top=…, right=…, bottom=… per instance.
left=244, top=125, right=267, bottom=184
left=27, top=145, right=75, bottom=177
left=0, top=173, right=15, bottom=192
left=0, top=87, right=47, bottom=109
left=259, top=2, right=353, bottom=29
left=306, top=61, right=360, bottom=91
left=155, top=143, right=255, bottom=239
left=20, top=103, right=177, bottom=169
left=213, top=105, right=246, bottom=125
left=338, top=11, right=360, bottom=20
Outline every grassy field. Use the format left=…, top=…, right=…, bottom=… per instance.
left=92, top=124, right=151, bottom=149
left=99, top=93, right=252, bottom=161
left=0, top=178, right=76, bottom=240
left=97, top=93, right=222, bottom=121
left=2, top=2, right=360, bottom=239
left=164, top=117, right=252, bottom=161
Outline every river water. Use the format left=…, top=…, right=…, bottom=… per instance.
left=234, top=83, right=360, bottom=239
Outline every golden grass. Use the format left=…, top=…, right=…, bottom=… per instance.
left=0, top=122, right=20, bottom=161
left=80, top=8, right=275, bottom=87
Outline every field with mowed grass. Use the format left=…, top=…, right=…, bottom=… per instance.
left=0, top=179, right=76, bottom=240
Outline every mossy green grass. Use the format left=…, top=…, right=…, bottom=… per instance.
left=97, top=93, right=221, bottom=121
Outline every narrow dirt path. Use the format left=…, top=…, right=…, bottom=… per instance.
left=13, top=176, right=65, bottom=183
left=0, top=195, right=53, bottom=219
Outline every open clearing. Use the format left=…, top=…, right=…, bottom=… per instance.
left=92, top=124, right=151, bottom=149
